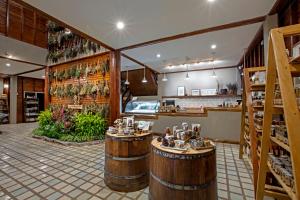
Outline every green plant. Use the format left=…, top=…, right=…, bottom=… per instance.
left=74, top=113, right=107, bottom=141
left=37, top=110, right=53, bottom=129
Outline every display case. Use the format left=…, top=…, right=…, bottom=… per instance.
left=125, top=100, right=159, bottom=114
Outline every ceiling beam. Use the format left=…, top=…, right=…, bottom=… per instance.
left=118, top=16, right=266, bottom=51
left=0, top=55, right=45, bottom=67
left=14, top=0, right=115, bottom=51
left=12, top=66, right=46, bottom=76
left=121, top=53, right=159, bottom=74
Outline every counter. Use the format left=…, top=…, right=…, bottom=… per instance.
left=122, top=107, right=242, bottom=143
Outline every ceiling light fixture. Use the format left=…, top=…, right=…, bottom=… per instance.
left=125, top=67, right=130, bottom=85
left=3, top=84, right=9, bottom=89
left=142, top=67, right=148, bottom=83
left=211, top=44, right=217, bottom=49
left=156, top=54, right=161, bottom=58
left=207, top=0, right=216, bottom=2
left=162, top=73, right=168, bottom=82
left=116, top=21, right=125, bottom=30
left=5, top=63, right=11, bottom=67
left=42, top=75, right=45, bottom=78
left=185, top=65, right=190, bottom=80
left=211, top=52, right=217, bottom=79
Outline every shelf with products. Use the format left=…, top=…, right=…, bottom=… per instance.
left=0, top=95, right=9, bottom=124
left=239, top=66, right=266, bottom=193
left=256, top=25, right=300, bottom=200
left=24, top=92, right=40, bottom=123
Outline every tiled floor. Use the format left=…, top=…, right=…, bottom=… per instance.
left=0, top=123, right=255, bottom=200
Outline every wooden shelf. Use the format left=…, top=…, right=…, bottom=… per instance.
left=250, top=83, right=266, bottom=91
left=270, top=136, right=290, bottom=152
left=253, top=105, right=264, bottom=110
left=289, top=56, right=300, bottom=64
left=267, top=163, right=296, bottom=200
left=161, top=94, right=241, bottom=99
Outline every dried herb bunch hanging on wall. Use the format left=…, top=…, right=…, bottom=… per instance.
left=47, top=21, right=107, bottom=64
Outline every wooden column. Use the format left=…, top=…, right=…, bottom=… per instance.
left=44, top=66, right=49, bottom=109
left=109, top=50, right=120, bottom=124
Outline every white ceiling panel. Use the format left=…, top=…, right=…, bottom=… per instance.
left=24, top=0, right=275, bottom=48
left=122, top=23, right=262, bottom=72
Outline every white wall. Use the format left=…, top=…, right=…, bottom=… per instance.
left=158, top=67, right=241, bottom=97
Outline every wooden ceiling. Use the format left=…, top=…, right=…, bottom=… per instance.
left=0, top=0, right=48, bottom=48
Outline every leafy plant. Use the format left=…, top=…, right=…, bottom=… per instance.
left=34, top=109, right=107, bottom=142
left=37, top=110, right=53, bottom=129
left=74, top=113, right=107, bottom=141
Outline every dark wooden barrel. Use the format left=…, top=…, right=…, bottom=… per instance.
left=149, top=140, right=217, bottom=200
left=104, top=132, right=152, bottom=192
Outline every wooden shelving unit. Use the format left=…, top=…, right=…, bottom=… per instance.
left=161, top=94, right=241, bottom=99
left=239, top=66, right=266, bottom=193
left=256, top=24, right=300, bottom=200
left=0, top=95, right=9, bottom=124
left=24, top=92, right=39, bottom=123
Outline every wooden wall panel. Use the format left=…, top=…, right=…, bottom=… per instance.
left=0, top=0, right=47, bottom=48
left=121, top=68, right=158, bottom=96
left=16, top=77, right=45, bottom=123
left=0, top=0, right=7, bottom=35
left=8, top=1, right=22, bottom=40
left=22, top=6, right=35, bottom=44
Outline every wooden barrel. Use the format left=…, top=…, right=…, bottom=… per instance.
left=104, top=132, right=152, bottom=192
left=149, top=140, right=217, bottom=200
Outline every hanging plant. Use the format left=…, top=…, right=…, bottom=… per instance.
left=101, top=61, right=106, bottom=77
left=105, top=59, right=110, bottom=73
left=70, top=84, right=79, bottom=96
left=63, top=68, right=70, bottom=80
left=70, top=66, right=77, bottom=78
left=98, top=80, right=105, bottom=96
left=65, top=84, right=73, bottom=97
left=95, top=60, right=101, bottom=73
left=86, top=82, right=93, bottom=96
left=90, top=62, right=97, bottom=74
left=48, top=71, right=54, bottom=82
left=85, top=63, right=91, bottom=78
left=75, top=65, right=81, bottom=79
left=79, top=82, right=87, bottom=96
left=53, top=69, right=58, bottom=81
left=49, top=85, right=57, bottom=96
left=103, top=80, right=110, bottom=97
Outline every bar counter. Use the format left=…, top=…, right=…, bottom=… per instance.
left=122, top=107, right=242, bottom=143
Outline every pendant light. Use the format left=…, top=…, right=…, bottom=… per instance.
left=162, top=73, right=168, bottom=81
left=185, top=57, right=190, bottom=80
left=142, top=67, right=148, bottom=83
left=161, top=60, right=168, bottom=81
left=211, top=52, right=217, bottom=79
left=125, top=67, right=130, bottom=85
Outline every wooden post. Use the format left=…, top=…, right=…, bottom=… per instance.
left=44, top=66, right=49, bottom=109
left=109, top=50, right=120, bottom=124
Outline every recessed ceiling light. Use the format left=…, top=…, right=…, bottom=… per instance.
left=6, top=63, right=11, bottom=67
left=156, top=54, right=161, bottom=58
left=207, top=0, right=216, bottom=2
left=42, top=75, right=45, bottom=78
left=116, top=21, right=125, bottom=30
left=211, top=44, right=217, bottom=49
